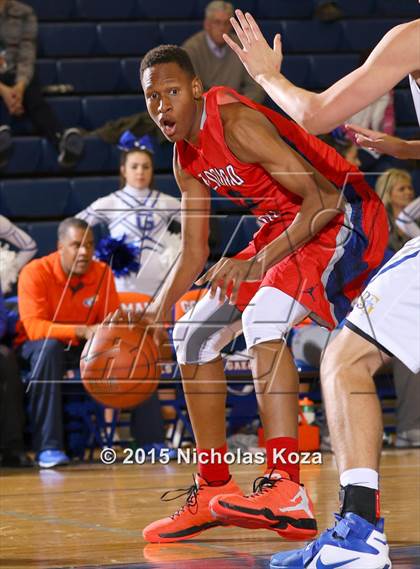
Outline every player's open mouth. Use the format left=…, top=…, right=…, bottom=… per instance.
left=161, top=119, right=176, bottom=137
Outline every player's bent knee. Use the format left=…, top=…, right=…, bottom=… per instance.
left=242, top=287, right=309, bottom=350
left=242, top=302, right=288, bottom=350
left=321, top=328, right=376, bottom=384
left=172, top=317, right=222, bottom=366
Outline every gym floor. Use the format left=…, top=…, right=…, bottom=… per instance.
left=1, top=451, right=419, bottom=568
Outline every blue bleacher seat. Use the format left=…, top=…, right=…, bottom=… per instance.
left=7, top=115, right=34, bottom=136
left=282, top=56, right=311, bottom=89
left=342, top=19, right=404, bottom=52
left=256, top=0, right=313, bottom=19
left=76, top=0, right=137, bottom=20
left=138, top=0, right=196, bottom=20
left=251, top=21, right=282, bottom=48
left=154, top=174, right=179, bottom=199
left=3, top=137, right=42, bottom=175
left=336, top=0, right=376, bottom=17
left=309, top=54, right=359, bottom=90
left=57, top=60, right=123, bottom=94
left=39, top=137, right=118, bottom=175
left=395, top=90, right=418, bottom=125
left=69, top=177, right=120, bottom=213
left=411, top=170, right=420, bottom=196
left=76, top=137, right=120, bottom=173
left=159, top=22, right=202, bottom=45
left=0, top=179, right=71, bottom=218
left=211, top=215, right=257, bottom=257
left=82, top=96, right=146, bottom=130
left=196, top=0, right=256, bottom=18
left=38, top=23, right=97, bottom=57
left=97, top=23, right=160, bottom=56
left=46, top=97, right=83, bottom=129
left=375, top=0, right=420, bottom=17
left=279, top=21, right=344, bottom=53
left=153, top=143, right=174, bottom=172
left=25, top=222, right=60, bottom=257
left=25, top=0, right=75, bottom=21
left=36, top=60, right=58, bottom=87
left=121, top=59, right=142, bottom=93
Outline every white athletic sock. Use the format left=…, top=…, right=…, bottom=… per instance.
left=340, top=468, right=379, bottom=490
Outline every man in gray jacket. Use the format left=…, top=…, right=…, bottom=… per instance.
left=182, top=1, right=264, bottom=103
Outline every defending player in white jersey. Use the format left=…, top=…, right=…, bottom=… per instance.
left=224, top=10, right=420, bottom=569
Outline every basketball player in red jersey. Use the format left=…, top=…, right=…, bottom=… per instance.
left=139, top=45, right=388, bottom=544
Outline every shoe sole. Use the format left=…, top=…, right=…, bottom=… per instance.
left=38, top=460, right=69, bottom=468
left=211, top=500, right=317, bottom=540
left=144, top=520, right=227, bottom=543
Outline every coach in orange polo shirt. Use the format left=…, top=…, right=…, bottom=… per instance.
left=17, top=218, right=120, bottom=468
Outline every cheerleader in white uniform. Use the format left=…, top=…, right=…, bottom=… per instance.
left=77, top=135, right=181, bottom=298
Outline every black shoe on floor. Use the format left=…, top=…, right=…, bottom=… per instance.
left=58, top=127, right=84, bottom=168
left=0, top=125, right=13, bottom=169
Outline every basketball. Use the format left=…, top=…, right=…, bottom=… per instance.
left=80, top=323, right=160, bottom=409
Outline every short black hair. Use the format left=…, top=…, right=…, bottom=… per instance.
left=58, top=217, right=90, bottom=241
left=140, top=44, right=196, bottom=80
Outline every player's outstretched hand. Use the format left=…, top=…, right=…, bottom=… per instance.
left=195, top=256, right=263, bottom=305
left=346, top=124, right=411, bottom=159
left=224, top=9, right=282, bottom=84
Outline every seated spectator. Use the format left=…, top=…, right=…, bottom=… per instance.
left=0, top=214, right=37, bottom=293
left=77, top=133, right=181, bottom=298
left=0, top=0, right=83, bottom=169
left=15, top=218, right=120, bottom=468
left=182, top=1, right=265, bottom=102
left=0, top=284, right=33, bottom=467
left=375, top=168, right=416, bottom=253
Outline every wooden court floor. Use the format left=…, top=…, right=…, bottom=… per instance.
left=1, top=450, right=419, bottom=569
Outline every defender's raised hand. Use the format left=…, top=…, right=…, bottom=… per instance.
left=223, top=10, right=282, bottom=84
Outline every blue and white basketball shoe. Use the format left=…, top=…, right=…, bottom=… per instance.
left=270, top=512, right=391, bottom=569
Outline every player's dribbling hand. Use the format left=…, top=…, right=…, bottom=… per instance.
left=195, top=256, right=263, bottom=305
left=105, top=307, right=170, bottom=354
left=224, top=10, right=283, bottom=84
left=345, top=124, right=410, bottom=159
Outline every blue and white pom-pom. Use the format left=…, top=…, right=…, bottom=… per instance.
left=95, top=235, right=140, bottom=277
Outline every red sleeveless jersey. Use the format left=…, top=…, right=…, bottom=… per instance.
left=175, top=87, right=388, bottom=328
left=176, top=86, right=373, bottom=220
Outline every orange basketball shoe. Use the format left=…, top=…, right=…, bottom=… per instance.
left=143, top=474, right=242, bottom=543
left=209, top=469, right=317, bottom=540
